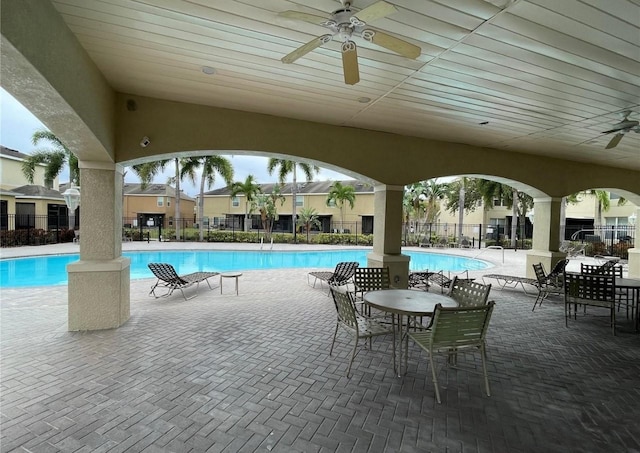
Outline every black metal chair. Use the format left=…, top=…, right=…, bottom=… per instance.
left=564, top=272, right=617, bottom=335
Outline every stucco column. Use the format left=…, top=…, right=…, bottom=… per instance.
left=368, top=184, right=410, bottom=287
left=525, top=197, right=565, bottom=278
left=627, top=207, right=640, bottom=278
left=67, top=162, right=130, bottom=331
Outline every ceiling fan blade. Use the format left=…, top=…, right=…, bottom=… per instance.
left=282, top=35, right=332, bottom=64
left=351, top=1, right=397, bottom=25
left=278, top=10, right=329, bottom=26
left=364, top=29, right=421, bottom=59
left=341, top=42, right=360, bottom=85
left=601, top=127, right=623, bottom=134
left=605, top=133, right=624, bottom=149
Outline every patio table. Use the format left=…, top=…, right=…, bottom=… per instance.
left=616, top=277, right=640, bottom=332
left=364, top=289, right=457, bottom=375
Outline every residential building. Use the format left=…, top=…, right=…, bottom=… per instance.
left=0, top=146, right=69, bottom=230
left=201, top=181, right=375, bottom=234
left=123, top=183, right=196, bottom=230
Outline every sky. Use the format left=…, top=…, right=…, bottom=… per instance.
left=0, top=88, right=352, bottom=196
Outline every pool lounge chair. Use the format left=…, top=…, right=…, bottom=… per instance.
left=482, top=273, right=538, bottom=295
left=148, top=263, right=219, bottom=301
left=308, top=261, right=359, bottom=294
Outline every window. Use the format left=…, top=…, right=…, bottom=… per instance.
left=296, top=195, right=304, bottom=207
left=157, top=197, right=164, bottom=207
left=167, top=198, right=171, bottom=207
left=232, top=196, right=240, bottom=207
left=327, top=199, right=336, bottom=207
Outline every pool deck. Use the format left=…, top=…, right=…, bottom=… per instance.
left=1, top=242, right=639, bottom=452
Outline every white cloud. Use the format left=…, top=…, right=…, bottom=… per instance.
left=1, top=88, right=353, bottom=196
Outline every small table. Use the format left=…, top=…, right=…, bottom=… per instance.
left=220, top=272, right=243, bottom=295
left=364, top=289, right=458, bottom=375
left=616, top=277, right=640, bottom=332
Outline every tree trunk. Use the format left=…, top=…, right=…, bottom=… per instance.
left=198, top=173, right=206, bottom=241
left=510, top=189, right=519, bottom=248
left=457, top=183, right=465, bottom=242
left=174, top=158, right=181, bottom=240
left=292, top=166, right=297, bottom=242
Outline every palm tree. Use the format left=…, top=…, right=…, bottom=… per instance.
left=326, top=181, right=356, bottom=232
left=267, top=159, right=319, bottom=241
left=21, top=130, right=80, bottom=230
left=444, top=178, right=481, bottom=242
left=181, top=156, right=234, bottom=241
left=422, top=179, right=445, bottom=224
left=21, top=129, right=79, bottom=188
left=230, top=175, right=261, bottom=231
left=252, top=184, right=286, bottom=242
left=297, top=206, right=322, bottom=243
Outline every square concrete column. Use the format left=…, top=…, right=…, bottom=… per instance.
left=67, top=162, right=131, bottom=331
left=368, top=184, right=410, bottom=287
left=627, top=207, right=639, bottom=278
left=526, top=197, right=565, bottom=277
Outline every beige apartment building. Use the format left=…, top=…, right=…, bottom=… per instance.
left=122, top=183, right=196, bottom=230
left=201, top=181, right=375, bottom=234
left=201, top=179, right=637, bottom=242
left=0, top=146, right=69, bottom=230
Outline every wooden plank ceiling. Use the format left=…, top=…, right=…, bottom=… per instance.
left=51, top=0, right=640, bottom=170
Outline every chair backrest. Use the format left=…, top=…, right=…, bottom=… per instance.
left=548, top=259, right=569, bottom=278
left=354, top=267, right=391, bottom=292
left=148, top=263, right=185, bottom=284
left=580, top=263, right=623, bottom=277
left=564, top=272, right=616, bottom=303
left=532, top=263, right=548, bottom=285
left=328, top=261, right=359, bottom=285
left=429, top=301, right=495, bottom=350
left=448, top=277, right=492, bottom=307
left=330, top=287, right=359, bottom=332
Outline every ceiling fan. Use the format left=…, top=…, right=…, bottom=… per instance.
left=279, top=1, right=421, bottom=85
left=601, top=110, right=640, bottom=149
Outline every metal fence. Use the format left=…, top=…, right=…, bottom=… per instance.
left=2, top=214, right=636, bottom=259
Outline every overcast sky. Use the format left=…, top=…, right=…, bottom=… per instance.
left=0, top=88, right=352, bottom=196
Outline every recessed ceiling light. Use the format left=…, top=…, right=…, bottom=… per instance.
left=357, top=97, right=371, bottom=103
left=202, top=66, right=216, bottom=75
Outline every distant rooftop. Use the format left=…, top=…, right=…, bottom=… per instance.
left=205, top=180, right=372, bottom=196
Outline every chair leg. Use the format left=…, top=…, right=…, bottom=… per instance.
left=346, top=336, right=358, bottom=378
left=532, top=292, right=544, bottom=311
left=329, top=322, right=339, bottom=356
left=429, top=354, right=441, bottom=404
left=480, top=343, right=491, bottom=397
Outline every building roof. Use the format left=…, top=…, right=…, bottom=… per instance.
left=0, top=145, right=30, bottom=160
left=123, top=183, right=195, bottom=201
left=204, top=180, right=373, bottom=196
left=12, top=185, right=64, bottom=200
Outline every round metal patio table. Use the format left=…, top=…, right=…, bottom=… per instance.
left=364, top=289, right=458, bottom=375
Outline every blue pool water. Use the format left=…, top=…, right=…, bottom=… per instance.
left=0, top=249, right=489, bottom=288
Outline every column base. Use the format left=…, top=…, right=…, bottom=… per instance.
left=627, top=248, right=639, bottom=279
left=367, top=252, right=411, bottom=288
left=525, top=250, right=567, bottom=278
left=67, top=257, right=131, bottom=331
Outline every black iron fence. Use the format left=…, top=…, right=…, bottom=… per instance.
left=2, top=214, right=636, bottom=258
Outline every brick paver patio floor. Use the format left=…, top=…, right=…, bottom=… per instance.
left=1, top=246, right=639, bottom=452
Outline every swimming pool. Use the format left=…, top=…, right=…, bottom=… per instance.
left=0, top=249, right=489, bottom=288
